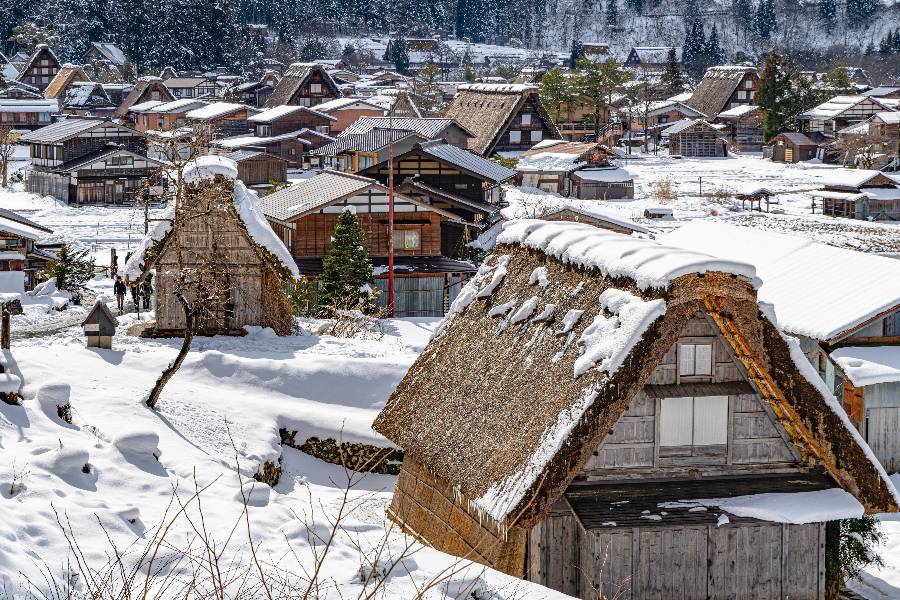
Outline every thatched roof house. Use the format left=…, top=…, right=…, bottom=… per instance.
left=444, top=84, right=561, bottom=156
left=373, top=219, right=898, bottom=596
left=123, top=156, right=298, bottom=336
left=116, top=77, right=174, bottom=118
left=43, top=64, right=90, bottom=100
left=265, top=62, right=341, bottom=108
left=686, top=66, right=759, bottom=121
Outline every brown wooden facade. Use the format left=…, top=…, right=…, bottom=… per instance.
left=16, top=45, right=61, bottom=91
left=250, top=107, right=334, bottom=137
left=265, top=63, right=341, bottom=108
left=667, top=122, right=728, bottom=157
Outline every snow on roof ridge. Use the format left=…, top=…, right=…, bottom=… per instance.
left=457, top=83, right=536, bottom=93
left=496, top=219, right=758, bottom=291
left=183, top=155, right=239, bottom=183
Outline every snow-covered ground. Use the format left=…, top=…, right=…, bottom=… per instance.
left=0, top=317, right=570, bottom=598
left=2, top=149, right=900, bottom=598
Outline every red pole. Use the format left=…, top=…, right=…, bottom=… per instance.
left=387, top=109, right=395, bottom=318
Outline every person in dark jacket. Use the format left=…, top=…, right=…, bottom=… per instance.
left=141, top=272, right=153, bottom=310
left=114, top=276, right=127, bottom=315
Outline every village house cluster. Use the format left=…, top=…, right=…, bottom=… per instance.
left=1, top=34, right=900, bottom=599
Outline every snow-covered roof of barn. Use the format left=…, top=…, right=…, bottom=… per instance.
left=662, top=221, right=900, bottom=342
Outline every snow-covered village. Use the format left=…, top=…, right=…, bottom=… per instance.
left=1, top=0, right=900, bottom=598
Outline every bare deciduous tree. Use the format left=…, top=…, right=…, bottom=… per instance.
left=0, top=124, right=17, bottom=189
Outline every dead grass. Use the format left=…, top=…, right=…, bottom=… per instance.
left=649, top=177, right=677, bottom=203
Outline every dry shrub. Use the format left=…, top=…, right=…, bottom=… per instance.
left=650, top=177, right=677, bottom=202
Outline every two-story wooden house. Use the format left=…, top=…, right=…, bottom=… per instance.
left=129, top=98, right=208, bottom=132
left=0, top=207, right=54, bottom=290
left=0, top=98, right=58, bottom=131
left=42, top=65, right=91, bottom=103
left=444, top=84, right=561, bottom=156
left=357, top=139, right=515, bottom=255
left=810, top=169, right=900, bottom=220
left=374, top=219, right=899, bottom=600
left=258, top=170, right=477, bottom=317
left=686, top=66, right=759, bottom=119
left=227, top=70, right=280, bottom=107
left=82, top=42, right=128, bottom=75
left=16, top=45, right=61, bottom=92
left=61, top=82, right=116, bottom=117
left=265, top=63, right=341, bottom=108
left=246, top=104, right=335, bottom=138
left=310, top=97, right=391, bottom=134
left=21, top=118, right=165, bottom=204
left=309, top=129, right=428, bottom=173
left=799, top=95, right=897, bottom=136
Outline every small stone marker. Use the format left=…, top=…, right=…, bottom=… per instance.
left=82, top=300, right=118, bottom=349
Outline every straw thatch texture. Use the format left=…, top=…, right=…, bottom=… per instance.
left=374, top=243, right=898, bottom=569
left=686, top=66, right=756, bottom=120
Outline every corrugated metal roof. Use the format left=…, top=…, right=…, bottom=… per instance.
left=19, top=118, right=110, bottom=143
left=417, top=141, right=515, bottom=183
left=310, top=129, right=421, bottom=155
left=341, top=117, right=466, bottom=139
left=257, top=170, right=377, bottom=222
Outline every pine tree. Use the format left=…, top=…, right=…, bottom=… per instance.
left=755, top=0, right=777, bottom=39
left=300, top=37, right=327, bottom=61
left=569, top=40, right=585, bottom=68
left=684, top=0, right=700, bottom=28
left=625, top=0, right=644, bottom=15
left=706, top=25, right=725, bottom=66
left=661, top=47, right=687, bottom=95
left=756, top=49, right=792, bottom=142
left=318, top=209, right=375, bottom=315
left=539, top=67, right=577, bottom=123
left=390, top=35, right=410, bottom=74
left=818, top=0, right=837, bottom=33
left=733, top=0, right=755, bottom=32
left=41, top=245, right=95, bottom=301
left=682, top=20, right=707, bottom=80
left=411, top=63, right=444, bottom=115
left=606, top=0, right=619, bottom=25
left=879, top=31, right=894, bottom=54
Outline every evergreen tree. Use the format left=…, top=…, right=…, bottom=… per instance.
left=755, top=0, right=777, bottom=39
left=785, top=71, right=819, bottom=128
left=318, top=209, right=375, bottom=315
left=539, top=67, right=577, bottom=123
left=661, top=47, right=687, bottom=95
left=606, top=0, right=619, bottom=25
left=733, top=0, right=755, bottom=32
left=299, top=37, right=327, bottom=61
left=684, top=0, right=700, bottom=28
left=569, top=40, right=585, bottom=68
left=818, top=0, right=837, bottom=33
left=575, top=56, right=634, bottom=138
left=625, top=0, right=644, bottom=15
left=411, top=63, right=445, bottom=115
left=682, top=20, right=707, bottom=80
left=756, top=49, right=792, bottom=142
left=41, top=245, right=95, bottom=302
left=390, top=35, right=410, bottom=74
left=706, top=25, right=725, bottom=66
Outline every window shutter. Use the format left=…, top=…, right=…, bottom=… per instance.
left=678, top=344, right=695, bottom=375
left=659, top=397, right=693, bottom=447
left=695, top=344, right=713, bottom=375
left=692, top=396, right=728, bottom=445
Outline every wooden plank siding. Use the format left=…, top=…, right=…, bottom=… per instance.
left=492, top=95, right=558, bottom=153
left=582, top=314, right=803, bottom=481
left=290, top=211, right=442, bottom=257
left=528, top=520, right=825, bottom=600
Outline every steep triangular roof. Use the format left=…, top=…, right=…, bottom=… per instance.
left=444, top=84, right=561, bottom=156
left=43, top=64, right=90, bottom=99
left=116, top=77, right=174, bottom=117
left=17, top=45, right=60, bottom=81
left=374, top=220, right=899, bottom=531
left=686, top=65, right=757, bottom=119
left=264, top=63, right=340, bottom=108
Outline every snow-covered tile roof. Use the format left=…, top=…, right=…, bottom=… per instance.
left=662, top=221, right=900, bottom=341
left=572, top=167, right=633, bottom=183
left=832, top=346, right=900, bottom=387
left=498, top=219, right=756, bottom=291
left=818, top=168, right=887, bottom=189
left=312, top=97, right=383, bottom=113
left=128, top=100, right=164, bottom=113
left=247, top=104, right=333, bottom=123
left=0, top=99, right=57, bottom=113
left=717, top=104, right=761, bottom=118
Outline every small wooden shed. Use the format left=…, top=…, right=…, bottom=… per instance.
left=82, top=300, right=118, bottom=349
left=373, top=221, right=898, bottom=599
left=662, top=119, right=728, bottom=157
left=123, top=156, right=298, bottom=337
left=767, top=132, right=826, bottom=163
left=223, top=150, right=289, bottom=190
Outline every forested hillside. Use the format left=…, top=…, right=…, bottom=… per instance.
left=2, top=0, right=899, bottom=80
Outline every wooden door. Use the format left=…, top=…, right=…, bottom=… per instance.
left=784, top=148, right=794, bottom=162
left=636, top=526, right=708, bottom=600
left=866, top=407, right=900, bottom=473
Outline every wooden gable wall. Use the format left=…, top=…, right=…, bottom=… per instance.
left=492, top=94, right=558, bottom=154
left=581, top=312, right=804, bottom=482
left=363, top=150, right=488, bottom=203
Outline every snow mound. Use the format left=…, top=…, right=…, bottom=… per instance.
left=34, top=383, right=72, bottom=424
left=236, top=479, right=271, bottom=507
left=113, top=430, right=161, bottom=460
left=0, top=372, right=22, bottom=395
left=29, top=277, right=57, bottom=297
left=34, top=446, right=91, bottom=482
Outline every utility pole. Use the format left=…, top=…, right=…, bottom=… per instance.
left=387, top=105, right=395, bottom=318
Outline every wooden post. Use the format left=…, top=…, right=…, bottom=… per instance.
left=2, top=310, right=10, bottom=349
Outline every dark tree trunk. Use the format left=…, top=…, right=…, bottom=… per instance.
left=146, top=294, right=194, bottom=409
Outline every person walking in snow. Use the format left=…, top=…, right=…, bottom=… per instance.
left=114, top=276, right=127, bottom=315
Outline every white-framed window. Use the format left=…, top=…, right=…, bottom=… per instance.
left=509, top=130, right=521, bottom=144
left=310, top=83, right=322, bottom=94
left=737, top=90, right=747, bottom=100
left=745, top=79, right=754, bottom=89
left=531, top=130, right=543, bottom=142
left=358, top=155, right=374, bottom=170
left=39, top=112, right=50, bottom=122
left=298, top=97, right=312, bottom=107
left=678, top=342, right=713, bottom=377
left=521, top=113, right=532, bottom=125
left=659, top=396, right=729, bottom=448
left=750, top=91, right=755, bottom=100
left=315, top=125, right=330, bottom=134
